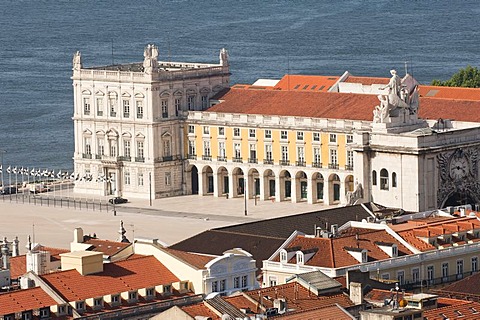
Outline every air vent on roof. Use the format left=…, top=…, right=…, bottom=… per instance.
left=294, top=84, right=301, bottom=89
left=318, top=85, right=325, bottom=91
left=425, top=90, right=439, bottom=97
left=311, top=85, right=317, bottom=90
left=302, top=85, right=309, bottom=90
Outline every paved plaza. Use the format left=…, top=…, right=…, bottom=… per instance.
left=0, top=193, right=336, bottom=254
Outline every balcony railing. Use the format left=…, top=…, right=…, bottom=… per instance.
left=95, top=154, right=102, bottom=160
left=97, top=111, right=103, bottom=116
left=202, top=155, right=212, bottom=161
left=312, top=162, right=322, bottom=168
left=248, top=158, right=258, bottom=164
left=263, top=159, right=274, bottom=165
left=188, top=154, right=197, bottom=160
left=82, top=153, right=92, bottom=159
left=328, top=163, right=339, bottom=169
left=137, top=113, right=143, bottom=119
left=84, top=111, right=90, bottom=116
left=123, top=113, right=130, bottom=118
left=217, top=156, right=227, bottom=162
left=118, top=156, right=131, bottom=162
left=280, top=160, right=290, bottom=166
left=135, top=157, right=145, bottom=163
left=345, top=164, right=354, bottom=171
left=110, top=111, right=117, bottom=117
left=163, top=155, right=173, bottom=162
left=233, top=157, right=243, bottom=163
left=162, top=113, right=169, bottom=118
left=296, top=161, right=306, bottom=167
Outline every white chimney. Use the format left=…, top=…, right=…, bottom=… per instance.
left=12, top=237, right=19, bottom=257
left=350, top=282, right=364, bottom=305
left=460, top=207, right=466, bottom=217
left=74, top=227, right=84, bottom=243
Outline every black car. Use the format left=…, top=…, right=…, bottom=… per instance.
left=1, top=186, right=17, bottom=195
left=109, top=197, right=128, bottom=204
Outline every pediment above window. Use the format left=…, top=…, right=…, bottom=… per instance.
left=160, top=90, right=170, bottom=98
left=82, top=89, right=92, bottom=95
left=95, top=90, right=105, bottom=96
left=122, top=132, right=132, bottom=138
left=135, top=93, right=145, bottom=99
left=136, top=133, right=145, bottom=139
left=161, top=131, right=172, bottom=138
left=122, top=92, right=131, bottom=98
left=106, top=128, right=119, bottom=138
left=173, top=90, right=183, bottom=97
left=83, top=129, right=92, bottom=136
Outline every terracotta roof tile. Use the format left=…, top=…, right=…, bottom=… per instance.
left=182, top=302, right=221, bottom=319
left=162, top=248, right=216, bottom=269
left=423, top=300, right=480, bottom=320
left=274, top=75, right=339, bottom=91
left=436, top=272, right=480, bottom=297
left=83, top=238, right=131, bottom=257
left=271, top=305, right=354, bottom=319
left=419, top=85, right=480, bottom=101
left=344, top=76, right=390, bottom=85
left=0, top=287, right=57, bottom=315
left=40, top=255, right=179, bottom=302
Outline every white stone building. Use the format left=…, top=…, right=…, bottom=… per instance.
left=72, top=44, right=230, bottom=199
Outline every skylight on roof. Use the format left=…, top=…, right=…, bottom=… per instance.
left=426, top=89, right=439, bottom=97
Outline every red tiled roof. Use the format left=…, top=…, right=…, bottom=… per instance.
left=364, top=289, right=412, bottom=303
left=419, top=85, right=480, bottom=101
left=274, top=75, right=339, bottom=91
left=40, top=255, right=179, bottom=302
left=224, top=295, right=260, bottom=313
left=344, top=76, right=389, bottom=85
left=9, top=246, right=69, bottom=279
left=162, top=248, right=216, bottom=269
left=423, top=300, right=480, bottom=320
left=208, top=87, right=480, bottom=123
left=83, top=238, right=131, bottom=257
left=0, top=287, right=57, bottom=315
left=182, top=302, right=221, bottom=319
left=271, top=305, right=354, bottom=319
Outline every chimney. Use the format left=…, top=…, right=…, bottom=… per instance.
left=12, top=236, right=19, bottom=257
left=2, top=237, right=10, bottom=269
left=460, top=207, right=466, bottom=217
left=331, top=224, right=338, bottom=235
left=349, top=282, right=364, bottom=305
left=73, top=227, right=84, bottom=243
left=315, top=227, right=322, bottom=237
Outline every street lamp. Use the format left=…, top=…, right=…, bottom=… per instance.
left=0, top=149, right=6, bottom=189
left=149, top=172, right=152, bottom=206
left=244, top=178, right=247, bottom=216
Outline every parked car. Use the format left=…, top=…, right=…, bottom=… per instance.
left=1, top=186, right=17, bottom=195
left=109, top=197, right=128, bottom=204
left=27, top=183, right=51, bottom=194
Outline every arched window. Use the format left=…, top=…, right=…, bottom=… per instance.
left=392, top=172, right=397, bottom=188
left=380, top=169, right=389, bottom=190
left=372, top=170, right=377, bottom=186
left=296, top=251, right=304, bottom=265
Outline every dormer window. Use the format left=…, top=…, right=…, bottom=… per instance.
left=361, top=250, right=367, bottom=263
left=128, top=291, right=137, bottom=302
left=146, top=288, right=155, bottom=297
left=392, top=245, right=398, bottom=257
left=94, top=297, right=103, bottom=309
left=280, top=250, right=287, bottom=263
left=76, top=301, right=85, bottom=311
left=163, top=284, right=172, bottom=295
left=111, top=294, right=120, bottom=304
left=296, top=251, right=304, bottom=265
left=58, top=305, right=66, bottom=315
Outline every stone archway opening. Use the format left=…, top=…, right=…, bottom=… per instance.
left=202, top=166, right=214, bottom=194
left=186, top=165, right=199, bottom=195
left=217, top=166, right=229, bottom=195
left=313, top=172, right=324, bottom=203
left=443, top=192, right=477, bottom=209
left=329, top=174, right=341, bottom=203
left=232, top=167, right=245, bottom=197
left=280, top=170, right=292, bottom=200
left=248, top=168, right=260, bottom=199
left=295, top=171, right=308, bottom=201
left=263, top=169, right=276, bottom=200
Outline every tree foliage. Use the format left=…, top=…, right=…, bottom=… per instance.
left=431, top=65, right=480, bottom=88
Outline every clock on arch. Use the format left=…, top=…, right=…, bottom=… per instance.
left=449, top=149, right=470, bottom=180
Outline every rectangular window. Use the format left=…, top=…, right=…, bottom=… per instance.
left=124, top=140, right=131, bottom=158
left=136, top=100, right=143, bottom=118
left=204, top=141, right=211, bottom=156
left=269, top=277, right=277, bottom=287
left=97, top=138, right=104, bottom=156
left=234, top=276, right=240, bottom=288
left=265, top=129, right=272, bottom=139
left=313, top=147, right=321, bottom=164
left=234, top=143, right=241, bottom=158
left=96, top=98, right=103, bottom=116
left=313, top=132, right=320, bottom=141
left=330, top=149, right=338, bottom=164
left=163, top=285, right=171, bottom=294
left=427, top=265, right=434, bottom=283
left=472, top=257, right=478, bottom=272
left=94, top=298, right=102, bottom=307
left=175, top=98, right=181, bottom=116
left=161, top=100, right=168, bottom=118
left=457, top=259, right=464, bottom=278
left=218, top=127, right=225, bottom=135
left=188, top=125, right=195, bottom=134
left=249, top=129, right=256, bottom=138
left=203, top=126, right=210, bottom=134
left=212, top=281, right=218, bottom=292
left=241, top=275, right=248, bottom=288
left=146, top=288, right=154, bottom=297
left=84, top=138, right=92, bottom=155
left=281, top=146, right=288, bottom=161
left=265, top=144, right=273, bottom=161
left=163, top=140, right=171, bottom=157
left=249, top=144, right=257, bottom=160
left=297, top=146, right=304, bottom=162
left=110, top=141, right=117, bottom=156
left=442, top=263, right=449, bottom=279
left=219, top=142, right=226, bottom=158
left=124, top=171, right=131, bottom=185
left=165, top=172, right=171, bottom=186
left=187, top=95, right=195, bottom=110
left=347, top=134, right=353, bottom=143
left=137, top=141, right=144, bottom=158
left=297, top=131, right=304, bottom=141
left=138, top=173, right=144, bottom=186
left=76, top=301, right=85, bottom=310
left=201, top=95, right=208, bottom=109
left=220, top=279, right=226, bottom=291
left=412, top=268, right=420, bottom=283
left=109, top=97, right=117, bottom=117
left=129, top=291, right=137, bottom=300
left=397, top=270, right=405, bottom=285
left=233, top=127, right=240, bottom=137
left=123, top=100, right=130, bottom=118
left=188, top=140, right=196, bottom=156
left=281, top=130, right=288, bottom=140
left=83, top=98, right=91, bottom=115
left=111, top=295, right=119, bottom=303
left=329, top=134, right=337, bottom=143
left=347, top=150, right=354, bottom=169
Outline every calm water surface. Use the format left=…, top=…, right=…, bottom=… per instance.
left=0, top=0, right=479, bottom=170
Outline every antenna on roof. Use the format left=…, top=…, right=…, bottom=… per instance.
left=111, top=39, right=115, bottom=65
left=404, top=60, right=409, bottom=76
left=287, top=54, right=290, bottom=91
left=32, top=223, right=35, bottom=248
left=167, top=34, right=171, bottom=63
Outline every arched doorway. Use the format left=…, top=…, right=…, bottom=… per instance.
left=264, top=169, right=276, bottom=200
left=443, top=192, right=477, bottom=208
left=232, top=167, right=244, bottom=197
left=202, top=166, right=214, bottom=194
left=329, top=174, right=341, bottom=203
left=248, top=168, right=260, bottom=199
left=218, top=166, right=229, bottom=195
left=313, top=172, right=324, bottom=202
left=189, top=165, right=199, bottom=195
left=296, top=171, right=308, bottom=201
left=345, top=175, right=354, bottom=194
left=280, top=170, right=292, bottom=200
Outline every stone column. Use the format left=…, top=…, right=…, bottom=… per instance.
left=307, top=176, right=314, bottom=204
left=213, top=171, right=221, bottom=197
left=198, top=171, right=205, bottom=196
left=275, top=175, right=282, bottom=202
left=228, top=172, right=235, bottom=199
left=324, top=180, right=331, bottom=205
left=291, top=178, right=298, bottom=203
left=340, top=180, right=347, bottom=204
left=259, top=175, right=266, bottom=201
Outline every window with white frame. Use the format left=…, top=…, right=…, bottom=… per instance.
left=233, top=127, right=240, bottom=137
left=347, top=150, right=354, bottom=168
left=128, top=291, right=137, bottom=300
left=97, top=138, right=105, bottom=156
left=347, top=134, right=353, bottom=143
left=296, top=251, right=304, bottom=265
left=110, top=139, right=117, bottom=156
left=137, top=141, right=144, bottom=158
left=136, top=100, right=143, bottom=118
left=265, top=144, right=273, bottom=160
left=427, top=265, right=434, bottom=282
left=281, top=130, right=288, bottom=140
left=265, top=129, right=272, bottom=139
left=109, top=94, right=117, bottom=117
left=457, top=259, right=464, bottom=277
left=94, top=298, right=102, bottom=307
left=124, top=170, right=131, bottom=185
left=218, top=126, right=225, bottom=135
left=138, top=173, right=144, bottom=186
left=380, top=169, right=389, bottom=190
left=83, top=97, right=91, bottom=115
left=58, top=305, right=66, bottom=315
left=329, top=134, right=337, bottom=143
left=313, top=132, right=320, bottom=141
left=412, top=267, right=420, bottom=283
left=124, top=140, right=131, bottom=158
left=442, top=262, right=449, bottom=279
left=146, top=288, right=155, bottom=297
left=96, top=97, right=103, bottom=116
left=204, top=141, right=211, bottom=156
left=161, top=99, right=168, bottom=118
left=220, top=279, right=226, bottom=291
left=201, top=95, right=208, bottom=109
left=163, top=140, right=171, bottom=157
left=165, top=172, right=171, bottom=186
left=269, top=277, right=277, bottom=287
left=123, top=99, right=130, bottom=118
left=40, top=308, right=49, bottom=317
left=281, top=146, right=288, bottom=161
left=313, top=147, right=321, bottom=164
left=163, top=285, right=171, bottom=294
left=111, top=295, right=119, bottom=303
left=329, top=149, right=337, bottom=165
left=188, top=125, right=195, bottom=134
left=249, top=129, right=256, bottom=138
left=219, top=142, right=226, bottom=158
left=297, top=146, right=304, bottom=162
left=174, top=98, right=181, bottom=115
left=234, top=143, right=241, bottom=158
left=84, top=137, right=92, bottom=155
left=76, top=301, right=85, bottom=311
left=280, top=250, right=287, bottom=262
left=242, top=275, right=248, bottom=287
left=188, top=140, right=196, bottom=155
left=234, top=276, right=240, bottom=288
left=472, top=257, right=478, bottom=272
left=249, top=144, right=256, bottom=160
left=211, top=281, right=218, bottom=292
left=397, top=270, right=405, bottom=284
left=187, top=95, right=195, bottom=110
left=297, top=131, right=304, bottom=141
left=203, top=126, right=210, bottom=134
